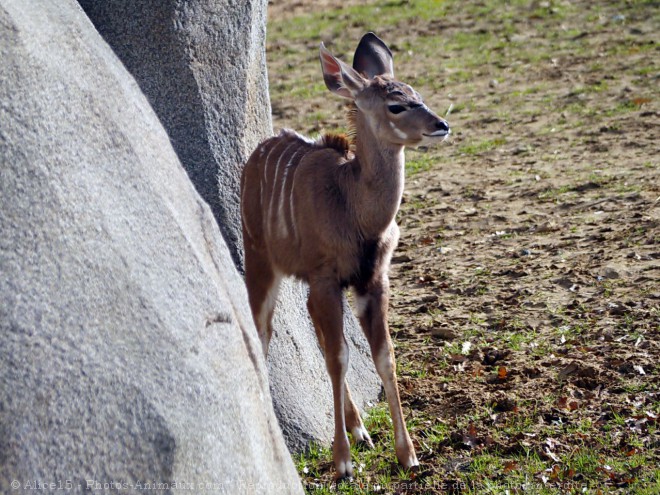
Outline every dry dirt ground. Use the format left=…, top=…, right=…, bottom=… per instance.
left=266, top=0, right=658, bottom=492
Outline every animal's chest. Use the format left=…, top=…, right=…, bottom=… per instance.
left=344, top=238, right=380, bottom=290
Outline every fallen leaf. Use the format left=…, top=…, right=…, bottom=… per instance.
left=557, top=396, right=579, bottom=411
left=632, top=97, right=651, bottom=106
left=550, top=463, right=561, bottom=478
left=503, top=461, right=518, bottom=473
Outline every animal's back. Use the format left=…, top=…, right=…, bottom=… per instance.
left=241, top=129, right=353, bottom=273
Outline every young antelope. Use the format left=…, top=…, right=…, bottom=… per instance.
left=241, top=33, right=450, bottom=479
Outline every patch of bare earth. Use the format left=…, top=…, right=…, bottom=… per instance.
left=268, top=0, right=658, bottom=491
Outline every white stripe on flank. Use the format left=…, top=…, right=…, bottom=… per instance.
left=276, top=147, right=303, bottom=239
left=267, top=142, right=297, bottom=238
left=288, top=159, right=301, bottom=241
left=259, top=144, right=276, bottom=210
left=240, top=194, right=255, bottom=242
left=243, top=143, right=270, bottom=242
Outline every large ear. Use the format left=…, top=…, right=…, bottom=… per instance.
left=319, top=43, right=366, bottom=99
left=353, top=32, right=394, bottom=79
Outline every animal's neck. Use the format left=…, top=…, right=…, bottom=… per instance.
left=352, top=110, right=405, bottom=237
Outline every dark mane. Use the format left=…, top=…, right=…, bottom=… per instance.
left=317, top=132, right=353, bottom=155
left=345, top=103, right=358, bottom=144
left=315, top=103, right=359, bottom=156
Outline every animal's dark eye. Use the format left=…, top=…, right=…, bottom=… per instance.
left=388, top=105, right=407, bottom=114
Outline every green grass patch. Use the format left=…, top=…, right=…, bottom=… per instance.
left=269, top=0, right=450, bottom=46
left=404, top=151, right=438, bottom=177
left=458, top=138, right=506, bottom=155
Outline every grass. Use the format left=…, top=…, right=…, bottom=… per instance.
left=269, top=0, right=450, bottom=46
left=404, top=151, right=437, bottom=177
left=294, top=300, right=658, bottom=493
left=269, top=0, right=659, bottom=492
left=458, top=138, right=506, bottom=156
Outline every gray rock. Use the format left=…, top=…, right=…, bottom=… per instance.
left=77, top=0, right=271, bottom=269
left=78, top=0, right=382, bottom=452
left=601, top=265, right=629, bottom=280
left=0, top=1, right=301, bottom=493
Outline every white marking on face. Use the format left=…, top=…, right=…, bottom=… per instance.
left=419, top=131, right=449, bottom=148
left=389, top=121, right=408, bottom=140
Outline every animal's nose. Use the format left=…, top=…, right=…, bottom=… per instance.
left=435, top=119, right=449, bottom=132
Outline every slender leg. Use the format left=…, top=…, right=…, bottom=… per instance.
left=244, top=243, right=281, bottom=358
left=357, top=278, right=418, bottom=469
left=307, top=279, right=353, bottom=479
left=343, top=385, right=374, bottom=448
left=308, top=296, right=374, bottom=449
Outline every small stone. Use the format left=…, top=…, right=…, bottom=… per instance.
left=432, top=327, right=458, bottom=340
left=602, top=266, right=621, bottom=279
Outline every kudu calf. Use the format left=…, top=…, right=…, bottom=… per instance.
left=241, top=33, right=450, bottom=478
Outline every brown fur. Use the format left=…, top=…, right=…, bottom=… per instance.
left=318, top=132, right=353, bottom=155
left=241, top=34, right=449, bottom=479
left=345, top=103, right=358, bottom=144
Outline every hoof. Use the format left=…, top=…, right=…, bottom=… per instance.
left=356, top=436, right=375, bottom=450
left=335, top=473, right=354, bottom=484
left=334, top=460, right=354, bottom=481
left=397, top=451, right=419, bottom=471
left=351, top=426, right=374, bottom=450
